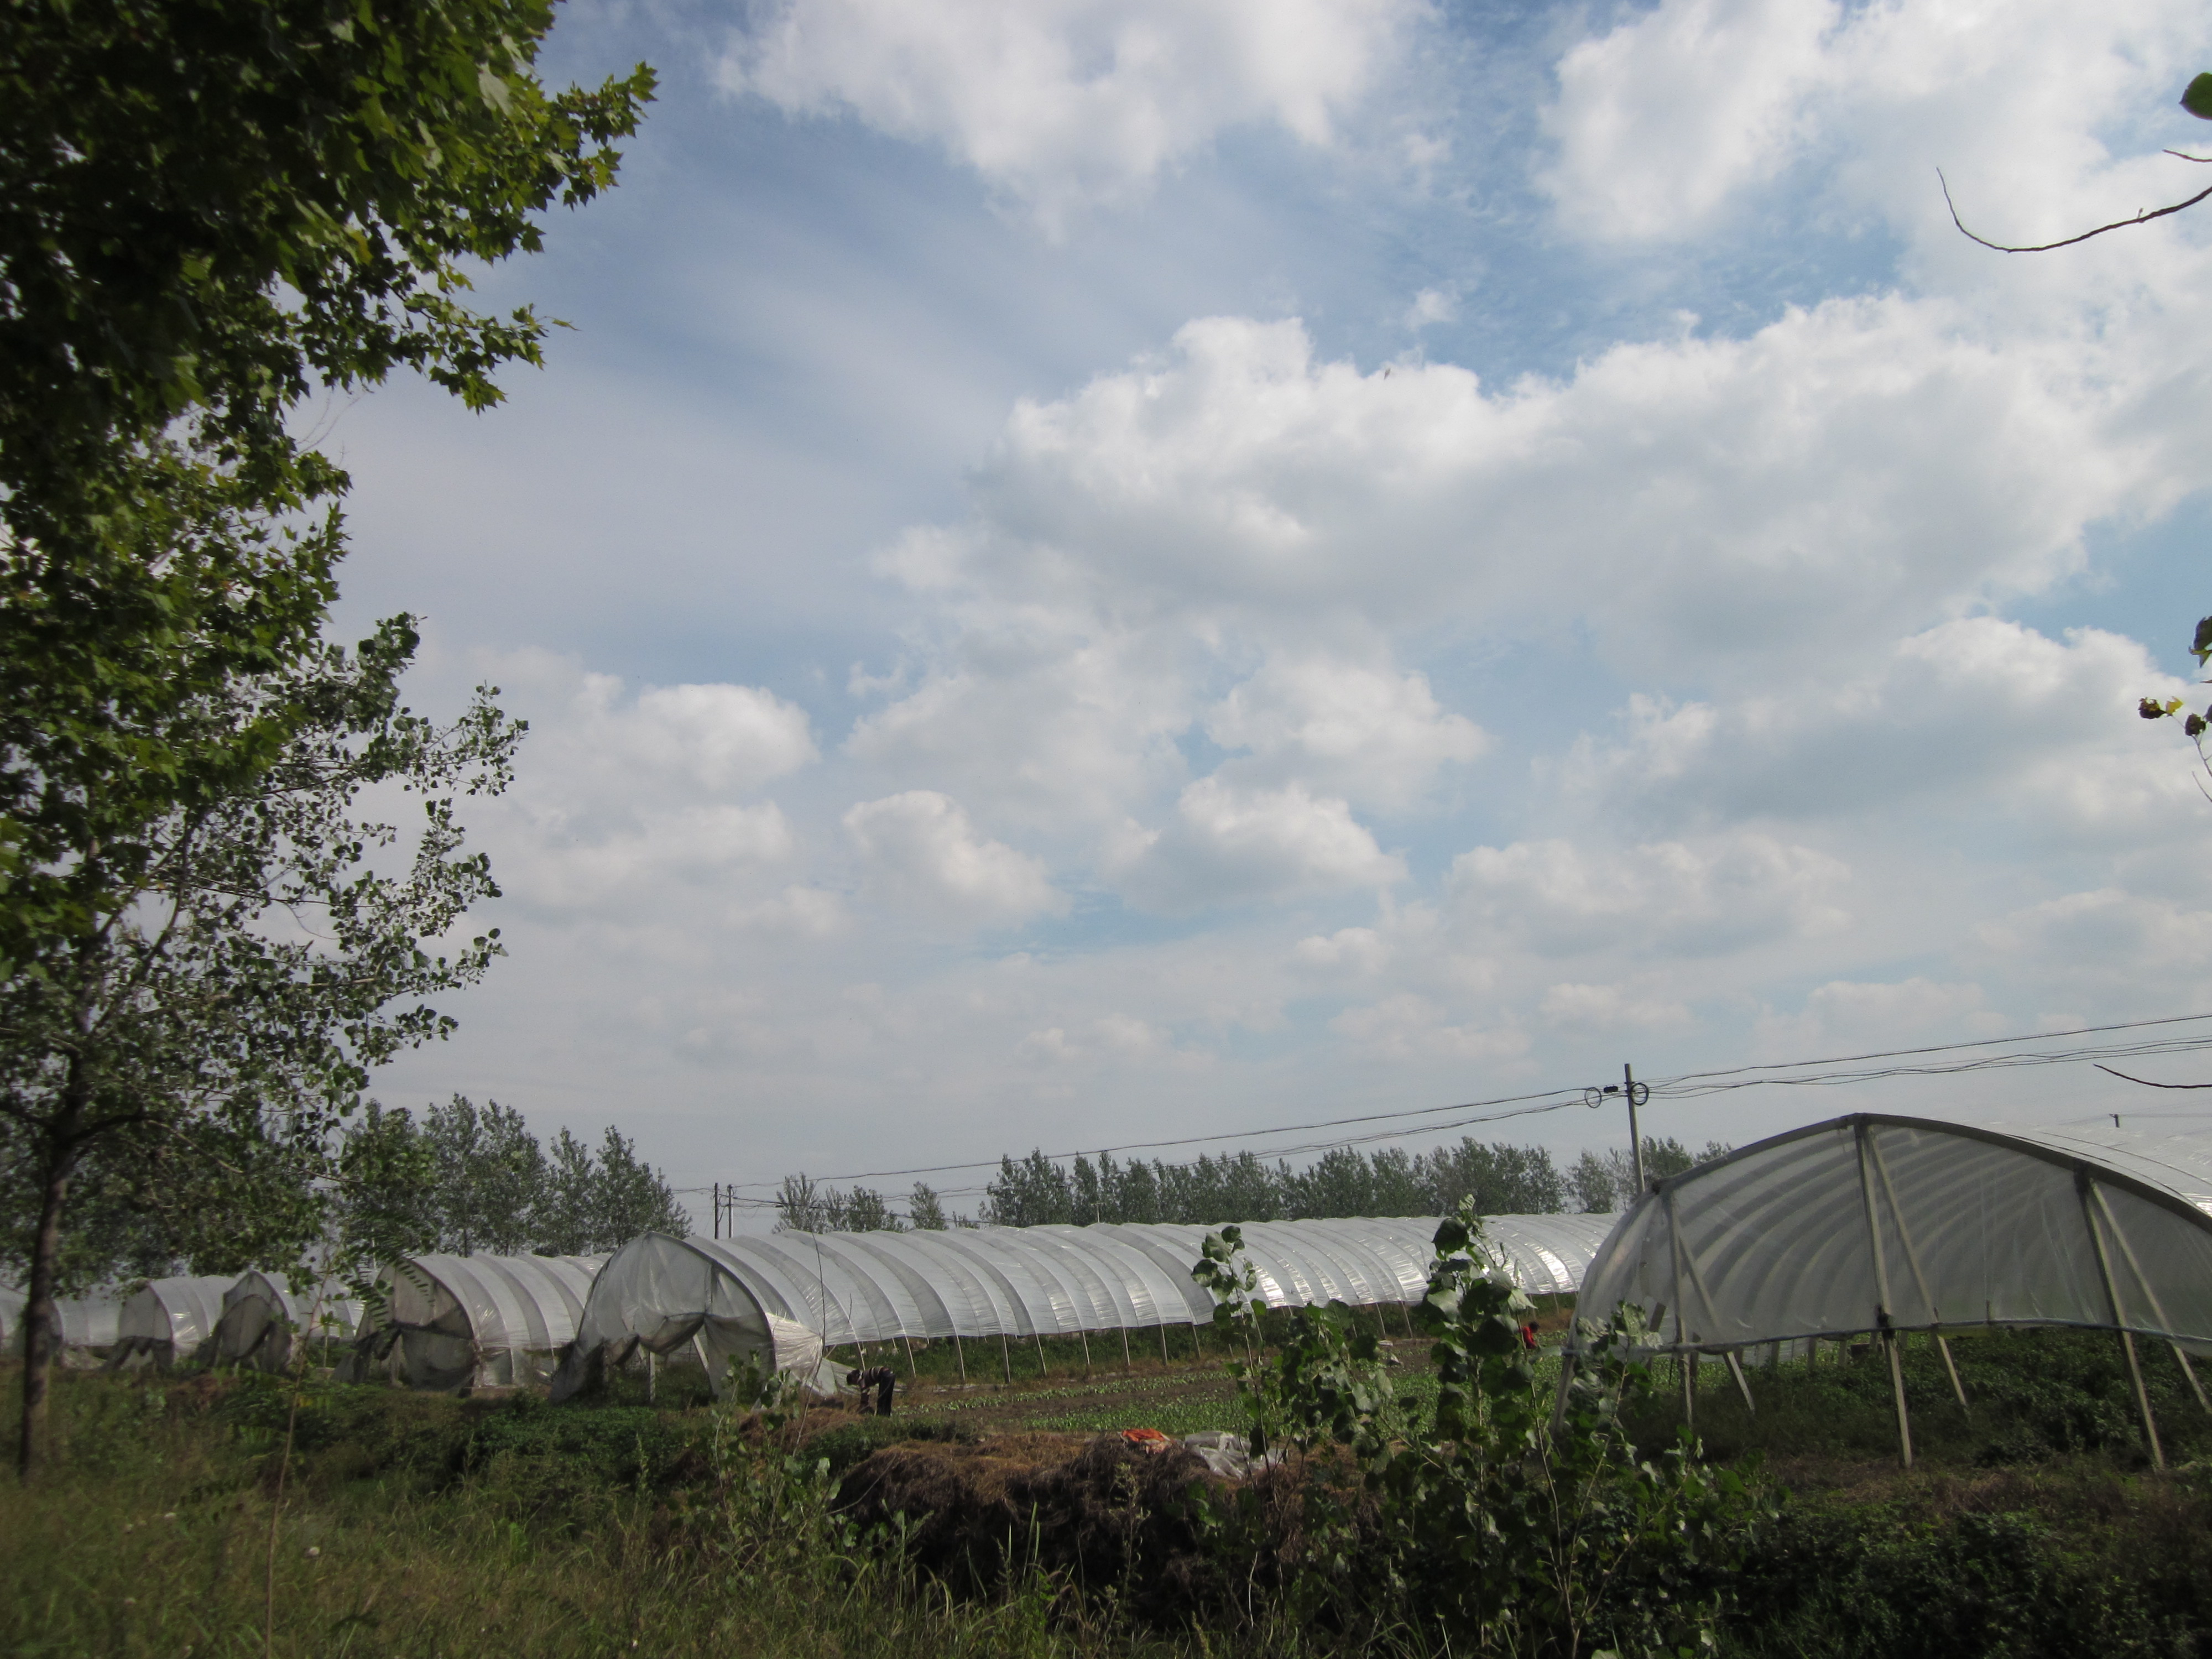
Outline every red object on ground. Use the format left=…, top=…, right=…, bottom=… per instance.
left=1120, top=1427, right=1174, bottom=1454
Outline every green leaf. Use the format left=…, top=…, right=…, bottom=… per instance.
left=2184, top=74, right=2212, bottom=121
left=2192, top=614, right=2212, bottom=663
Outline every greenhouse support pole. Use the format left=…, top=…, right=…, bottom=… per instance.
left=1884, top=1332, right=1913, bottom=1467
left=1666, top=1190, right=1693, bottom=1427
left=1723, top=1350, right=1756, bottom=1416
left=999, top=1331, right=1013, bottom=1385
left=2088, top=1183, right=2212, bottom=1418
left=1854, top=1122, right=1912, bottom=1468
left=952, top=1333, right=968, bottom=1386
left=1032, top=1330, right=1050, bottom=1379
left=901, top=1334, right=919, bottom=1379
left=1077, top=1326, right=1093, bottom=1380
left=1161, top=1323, right=1173, bottom=1368
left=2079, top=1171, right=2163, bottom=1470
left=1119, top=1326, right=1133, bottom=1374
left=1866, top=1136, right=1969, bottom=1412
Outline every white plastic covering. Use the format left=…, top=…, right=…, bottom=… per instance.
left=56, top=1296, right=121, bottom=1363
left=111, top=1276, right=235, bottom=1368
left=207, top=1271, right=364, bottom=1373
left=350, top=1254, right=605, bottom=1391
left=551, top=1233, right=827, bottom=1401
left=561, top=1213, right=1616, bottom=1389
left=1569, top=1115, right=2212, bottom=1358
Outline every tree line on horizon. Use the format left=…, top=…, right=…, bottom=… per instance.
left=772, top=1134, right=1731, bottom=1235
left=338, top=1096, right=691, bottom=1260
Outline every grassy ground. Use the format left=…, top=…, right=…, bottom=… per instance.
left=0, top=1365, right=1260, bottom=1659
left=9, top=1324, right=2212, bottom=1658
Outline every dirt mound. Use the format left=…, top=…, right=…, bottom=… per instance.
left=837, top=1431, right=1234, bottom=1619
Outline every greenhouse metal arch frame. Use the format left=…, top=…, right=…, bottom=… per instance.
left=1565, top=1113, right=2212, bottom=1467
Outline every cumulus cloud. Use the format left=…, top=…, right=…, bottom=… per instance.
left=1751, top=977, right=2002, bottom=1054
left=1975, top=889, right=2212, bottom=1018
left=1329, top=992, right=1527, bottom=1062
left=1540, top=982, right=1693, bottom=1030
left=844, top=790, right=1067, bottom=920
left=949, top=307, right=2157, bottom=670
left=1108, top=776, right=1405, bottom=911
left=550, top=672, right=818, bottom=801
left=462, top=660, right=817, bottom=921
left=1540, top=0, right=2212, bottom=264
left=1204, top=653, right=1486, bottom=811
left=1449, top=832, right=1849, bottom=957
left=1566, top=620, right=2197, bottom=836
left=719, top=0, right=1427, bottom=229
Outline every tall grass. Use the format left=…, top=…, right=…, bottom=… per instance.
left=0, top=1366, right=1328, bottom=1659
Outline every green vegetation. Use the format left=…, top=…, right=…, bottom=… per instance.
left=8, top=1312, right=2212, bottom=1658
left=1, top=0, right=653, bottom=1475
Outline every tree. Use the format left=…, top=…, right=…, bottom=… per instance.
left=0, top=2, right=651, bottom=1474
left=424, top=1095, right=545, bottom=1254
left=1569, top=1149, right=1618, bottom=1213
left=907, top=1182, right=950, bottom=1230
left=1, top=618, right=521, bottom=1473
left=1945, top=75, right=2212, bottom=252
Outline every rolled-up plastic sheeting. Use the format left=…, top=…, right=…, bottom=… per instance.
left=1568, top=1115, right=2212, bottom=1358
left=347, top=1254, right=604, bottom=1391
left=207, top=1271, right=364, bottom=1373
left=110, top=1276, right=234, bottom=1369
left=551, top=1233, right=827, bottom=1401
left=562, top=1214, right=1618, bottom=1372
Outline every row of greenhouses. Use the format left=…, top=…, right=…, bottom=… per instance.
left=9, top=1115, right=2204, bottom=1425
left=1, top=1214, right=1616, bottom=1392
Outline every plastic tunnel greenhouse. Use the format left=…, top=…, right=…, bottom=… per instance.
left=557, top=1213, right=1617, bottom=1398
left=1566, top=1114, right=2212, bottom=1463
left=346, top=1254, right=604, bottom=1391
left=111, top=1275, right=235, bottom=1368
left=207, top=1271, right=364, bottom=1373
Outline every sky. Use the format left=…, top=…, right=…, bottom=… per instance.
left=327, top=0, right=2212, bottom=1226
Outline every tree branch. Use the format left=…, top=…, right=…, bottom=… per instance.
left=1940, top=166, right=2212, bottom=253
left=2096, top=1064, right=2212, bottom=1089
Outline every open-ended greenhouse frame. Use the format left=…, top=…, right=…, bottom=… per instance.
left=1564, top=1114, right=2212, bottom=1468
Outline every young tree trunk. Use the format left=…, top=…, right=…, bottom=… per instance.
left=18, top=1081, right=85, bottom=1481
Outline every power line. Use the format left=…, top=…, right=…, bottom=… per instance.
left=719, top=1009, right=2212, bottom=1192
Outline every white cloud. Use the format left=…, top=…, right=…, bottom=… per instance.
left=719, top=0, right=1427, bottom=230
left=1978, top=889, right=2212, bottom=989
left=1108, top=776, right=1405, bottom=911
left=1540, top=0, right=2212, bottom=264
left=1328, top=992, right=1527, bottom=1062
left=1542, top=0, right=1839, bottom=241
left=950, top=307, right=2158, bottom=670
left=844, top=790, right=1067, bottom=920
left=557, top=672, right=818, bottom=799
left=1449, top=833, right=1849, bottom=957
left=1541, top=982, right=1693, bottom=1030
left=1204, top=653, right=1486, bottom=811
left=1752, top=977, right=2002, bottom=1054
left=1567, top=620, right=2197, bottom=837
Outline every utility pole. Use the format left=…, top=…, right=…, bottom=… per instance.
left=1585, top=1061, right=1653, bottom=1199
left=1626, top=1062, right=1648, bottom=1194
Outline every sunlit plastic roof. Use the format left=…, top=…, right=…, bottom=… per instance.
left=570, top=1212, right=1616, bottom=1366
left=1569, top=1115, right=2212, bottom=1357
